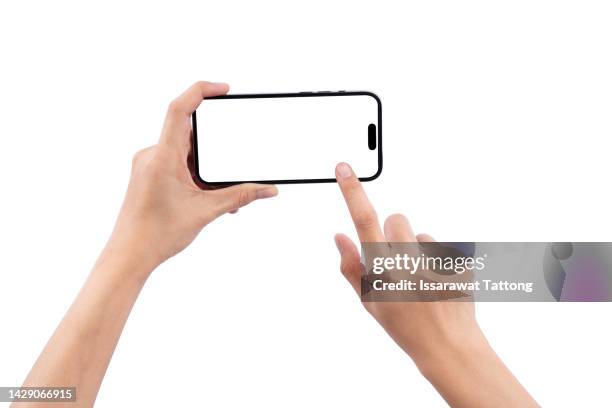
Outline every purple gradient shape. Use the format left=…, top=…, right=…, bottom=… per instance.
left=561, top=257, right=612, bottom=301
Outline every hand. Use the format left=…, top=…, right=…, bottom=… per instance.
left=108, top=82, right=278, bottom=270
left=332, top=162, right=480, bottom=364
left=333, top=162, right=538, bottom=408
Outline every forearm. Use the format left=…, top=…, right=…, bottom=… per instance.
left=12, top=81, right=272, bottom=407
left=15, top=239, right=155, bottom=408
left=415, top=329, right=539, bottom=408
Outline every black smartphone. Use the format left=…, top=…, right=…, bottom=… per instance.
left=191, top=91, right=382, bottom=185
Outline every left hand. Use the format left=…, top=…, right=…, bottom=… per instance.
left=108, top=81, right=278, bottom=270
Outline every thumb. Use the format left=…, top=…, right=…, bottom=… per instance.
left=334, top=233, right=362, bottom=295
left=209, top=183, right=278, bottom=216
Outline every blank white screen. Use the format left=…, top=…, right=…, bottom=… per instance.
left=195, top=94, right=380, bottom=183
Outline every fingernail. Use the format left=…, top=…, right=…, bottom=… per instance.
left=256, top=188, right=277, bottom=199
left=336, top=162, right=353, bottom=179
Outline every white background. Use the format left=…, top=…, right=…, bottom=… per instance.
left=1, top=1, right=611, bottom=407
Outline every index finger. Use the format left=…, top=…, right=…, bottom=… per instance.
left=335, top=162, right=385, bottom=242
left=160, top=81, right=229, bottom=148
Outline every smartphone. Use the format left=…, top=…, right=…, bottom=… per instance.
left=191, top=91, right=382, bottom=185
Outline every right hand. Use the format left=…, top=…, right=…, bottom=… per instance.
left=333, top=162, right=539, bottom=407
left=333, top=162, right=483, bottom=367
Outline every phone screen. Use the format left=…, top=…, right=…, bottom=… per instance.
left=192, top=92, right=382, bottom=185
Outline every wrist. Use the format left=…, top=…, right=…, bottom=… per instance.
left=410, top=323, right=539, bottom=407
left=413, top=324, right=491, bottom=381
left=97, top=232, right=162, bottom=283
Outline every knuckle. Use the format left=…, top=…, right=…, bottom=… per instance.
left=131, top=146, right=155, bottom=167
left=339, top=258, right=352, bottom=277
left=194, top=80, right=209, bottom=89
left=235, top=189, right=253, bottom=209
left=167, top=99, right=183, bottom=115
left=353, top=210, right=377, bottom=230
left=131, top=149, right=146, bottom=166
left=131, top=151, right=142, bottom=166
left=339, top=257, right=361, bottom=288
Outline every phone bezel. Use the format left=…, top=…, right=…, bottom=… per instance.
left=191, top=91, right=382, bottom=186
